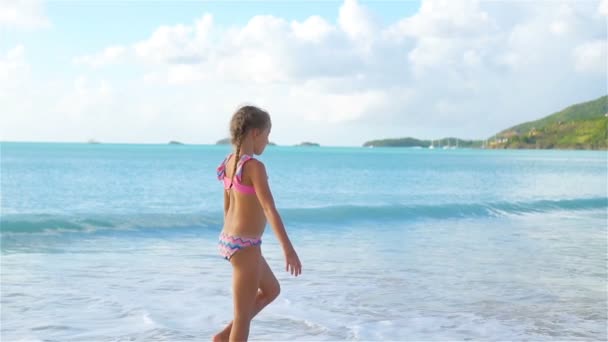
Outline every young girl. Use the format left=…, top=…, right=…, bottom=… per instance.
left=213, top=105, right=302, bottom=342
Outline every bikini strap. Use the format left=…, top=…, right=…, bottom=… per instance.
left=234, top=154, right=254, bottom=182
left=217, top=153, right=255, bottom=183
left=216, top=153, right=232, bottom=180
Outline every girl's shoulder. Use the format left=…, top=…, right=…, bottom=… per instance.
left=241, top=156, right=264, bottom=169
left=242, top=158, right=268, bottom=179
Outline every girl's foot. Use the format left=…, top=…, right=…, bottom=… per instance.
left=212, top=322, right=233, bottom=342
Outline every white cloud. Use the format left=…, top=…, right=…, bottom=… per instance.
left=235, top=15, right=288, bottom=44
left=132, top=12, right=366, bottom=85
left=0, top=45, right=60, bottom=142
left=291, top=15, right=335, bottom=43
left=550, top=20, right=568, bottom=35
left=286, top=82, right=388, bottom=123
left=134, top=24, right=195, bottom=64
left=216, top=15, right=293, bottom=83
left=0, top=45, right=30, bottom=92
left=387, top=0, right=496, bottom=75
left=599, top=0, right=608, bottom=16
left=391, top=0, right=493, bottom=38
left=0, top=44, right=27, bottom=76
left=574, top=39, right=607, bottom=73
left=338, top=0, right=377, bottom=42
left=55, top=77, right=115, bottom=125
left=73, top=46, right=127, bottom=68
left=134, top=14, right=212, bottom=64
left=463, top=49, right=482, bottom=67
left=0, top=0, right=50, bottom=29
left=165, top=64, right=207, bottom=85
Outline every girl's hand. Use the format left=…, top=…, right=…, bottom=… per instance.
left=285, top=249, right=302, bottom=277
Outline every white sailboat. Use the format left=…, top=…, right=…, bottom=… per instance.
left=443, top=138, right=451, bottom=149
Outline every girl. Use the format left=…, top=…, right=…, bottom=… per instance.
left=213, top=105, right=302, bottom=342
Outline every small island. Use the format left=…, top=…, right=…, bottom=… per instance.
left=168, top=141, right=184, bottom=145
left=216, top=137, right=277, bottom=146
left=296, top=142, right=320, bottom=147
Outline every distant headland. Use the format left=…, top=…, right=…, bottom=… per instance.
left=363, top=138, right=478, bottom=148
left=363, top=95, right=607, bottom=150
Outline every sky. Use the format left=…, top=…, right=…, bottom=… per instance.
left=1, top=0, right=606, bottom=146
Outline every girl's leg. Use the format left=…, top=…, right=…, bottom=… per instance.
left=214, top=256, right=280, bottom=341
left=255, top=256, right=281, bottom=311
left=227, top=246, right=261, bottom=342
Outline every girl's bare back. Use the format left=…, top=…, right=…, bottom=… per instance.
left=222, top=155, right=266, bottom=238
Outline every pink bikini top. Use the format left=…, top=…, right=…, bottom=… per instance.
left=216, top=154, right=256, bottom=195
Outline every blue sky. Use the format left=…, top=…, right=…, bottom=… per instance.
left=2, top=0, right=606, bottom=146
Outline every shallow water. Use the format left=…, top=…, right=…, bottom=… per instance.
left=2, top=142, right=606, bottom=341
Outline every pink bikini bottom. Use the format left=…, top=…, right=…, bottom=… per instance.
left=218, top=231, right=262, bottom=261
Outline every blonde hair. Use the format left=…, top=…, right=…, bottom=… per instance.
left=229, top=105, right=271, bottom=185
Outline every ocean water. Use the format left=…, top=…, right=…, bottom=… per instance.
left=1, top=142, right=606, bottom=341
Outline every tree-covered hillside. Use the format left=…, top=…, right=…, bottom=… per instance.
left=362, top=95, right=607, bottom=150
left=493, top=95, right=607, bottom=149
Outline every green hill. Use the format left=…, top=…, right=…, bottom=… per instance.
left=362, top=95, right=607, bottom=150
left=493, top=95, right=607, bottom=149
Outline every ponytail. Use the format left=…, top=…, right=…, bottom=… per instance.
left=230, top=136, right=243, bottom=188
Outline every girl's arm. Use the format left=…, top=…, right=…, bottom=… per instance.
left=223, top=189, right=230, bottom=218
left=249, top=160, right=301, bottom=276
left=249, top=160, right=293, bottom=251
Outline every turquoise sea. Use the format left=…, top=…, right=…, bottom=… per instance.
left=1, top=142, right=607, bottom=341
